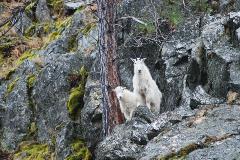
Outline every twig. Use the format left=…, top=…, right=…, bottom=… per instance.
left=117, top=16, right=147, bottom=25
left=183, top=0, right=186, bottom=8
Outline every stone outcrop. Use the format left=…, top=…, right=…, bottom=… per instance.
left=1, top=0, right=240, bottom=159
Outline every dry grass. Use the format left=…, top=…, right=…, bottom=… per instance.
left=0, top=56, right=18, bottom=79
left=25, top=37, right=44, bottom=49
left=0, top=35, right=44, bottom=79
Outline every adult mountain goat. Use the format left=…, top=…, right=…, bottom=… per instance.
left=131, top=58, right=162, bottom=113
left=113, top=86, right=145, bottom=120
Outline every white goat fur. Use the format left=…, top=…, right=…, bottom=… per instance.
left=132, top=58, right=162, bottom=113
left=114, top=86, right=145, bottom=120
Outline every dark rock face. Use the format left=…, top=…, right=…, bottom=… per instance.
left=32, top=53, right=91, bottom=143
left=81, top=60, right=103, bottom=151
left=95, top=104, right=240, bottom=160
left=56, top=121, right=83, bottom=160
left=0, top=61, right=39, bottom=151
left=2, top=0, right=240, bottom=159
left=1, top=78, right=32, bottom=151
left=140, top=104, right=240, bottom=159
left=95, top=8, right=240, bottom=160
left=0, top=9, right=97, bottom=157
left=95, top=106, right=155, bottom=160
left=94, top=105, right=191, bottom=160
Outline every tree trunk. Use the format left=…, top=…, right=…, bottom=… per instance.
left=97, top=0, right=124, bottom=136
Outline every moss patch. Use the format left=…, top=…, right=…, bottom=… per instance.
left=67, top=66, right=88, bottom=119
left=24, top=24, right=37, bottom=37
left=16, top=50, right=37, bottom=66
left=47, top=0, right=64, bottom=15
left=13, top=142, right=52, bottom=160
left=25, top=122, right=38, bottom=139
left=67, top=35, right=78, bottom=52
left=66, top=139, right=92, bottom=160
left=6, top=77, right=19, bottom=94
left=0, top=53, right=4, bottom=65
left=25, top=1, right=37, bottom=19
left=80, top=23, right=97, bottom=36
left=27, top=74, right=37, bottom=89
left=43, top=17, right=72, bottom=47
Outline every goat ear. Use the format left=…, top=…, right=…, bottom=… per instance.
left=130, top=58, right=135, bottom=62
left=142, top=58, right=146, bottom=61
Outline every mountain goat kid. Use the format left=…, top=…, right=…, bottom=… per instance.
left=113, top=86, right=145, bottom=120
left=131, top=58, right=162, bottom=113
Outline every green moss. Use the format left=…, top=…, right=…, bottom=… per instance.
left=43, top=17, right=72, bottom=47
left=27, top=74, right=37, bottom=89
left=68, top=35, right=78, bottom=52
left=7, top=77, right=19, bottom=94
left=55, top=17, right=72, bottom=33
left=0, top=53, right=3, bottom=65
left=25, top=1, right=36, bottom=13
left=25, top=1, right=37, bottom=18
left=67, top=87, right=83, bottom=115
left=43, top=22, right=52, bottom=33
left=28, top=122, right=37, bottom=138
left=25, top=21, right=57, bottom=37
left=80, top=23, right=97, bottom=36
left=13, top=142, right=52, bottom=160
left=16, top=50, right=37, bottom=66
left=47, top=0, right=64, bottom=15
left=25, top=24, right=36, bottom=37
left=48, top=31, right=60, bottom=41
left=67, top=66, right=88, bottom=119
left=66, top=139, right=92, bottom=160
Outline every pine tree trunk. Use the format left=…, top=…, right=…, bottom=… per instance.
left=97, top=0, right=124, bottom=136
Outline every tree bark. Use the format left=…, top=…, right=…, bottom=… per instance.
left=97, top=0, right=124, bottom=136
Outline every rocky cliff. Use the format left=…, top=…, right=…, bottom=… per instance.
left=1, top=0, right=240, bottom=159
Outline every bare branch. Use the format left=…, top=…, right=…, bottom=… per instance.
left=117, top=16, right=147, bottom=25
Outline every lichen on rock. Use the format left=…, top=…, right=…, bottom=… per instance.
left=16, top=50, right=37, bottom=66
left=67, top=66, right=88, bottom=119
left=66, top=139, right=92, bottom=160
left=13, top=141, right=53, bottom=160
left=27, top=74, right=37, bottom=89
left=6, top=77, right=19, bottom=95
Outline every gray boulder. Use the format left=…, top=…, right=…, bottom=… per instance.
left=36, top=0, right=52, bottom=22
left=14, top=12, right=32, bottom=35
left=140, top=104, right=240, bottom=159
left=95, top=106, right=184, bottom=160
left=0, top=61, right=39, bottom=151
left=81, top=59, right=103, bottom=151
left=32, top=53, right=92, bottom=143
